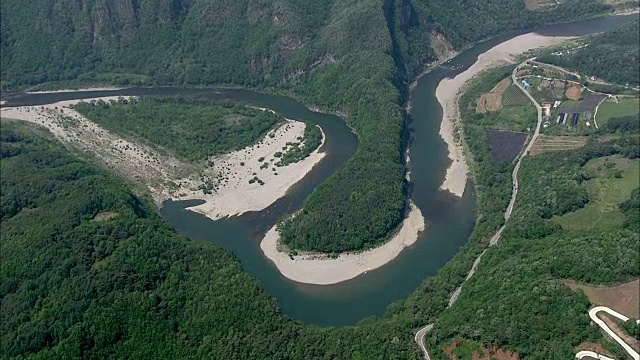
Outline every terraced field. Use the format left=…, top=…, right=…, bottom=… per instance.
left=530, top=135, right=587, bottom=155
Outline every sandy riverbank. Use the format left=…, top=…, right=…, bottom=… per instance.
left=25, top=87, right=123, bottom=94
left=1, top=98, right=326, bottom=219
left=178, top=120, right=325, bottom=219
left=260, top=201, right=425, bottom=285
left=435, top=32, right=573, bottom=197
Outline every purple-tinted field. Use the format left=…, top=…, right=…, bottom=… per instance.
left=485, top=130, right=528, bottom=162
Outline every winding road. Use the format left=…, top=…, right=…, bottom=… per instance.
left=576, top=307, right=640, bottom=360
left=416, top=58, right=640, bottom=359
left=414, top=58, right=543, bottom=359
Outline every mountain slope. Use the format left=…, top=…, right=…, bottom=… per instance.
left=0, top=0, right=613, bottom=252
left=538, top=21, right=640, bottom=86
left=0, top=121, right=421, bottom=359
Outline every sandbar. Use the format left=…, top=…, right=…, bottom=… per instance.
left=260, top=201, right=425, bottom=285
left=435, top=32, right=573, bottom=197
left=1, top=97, right=326, bottom=220
left=179, top=120, right=326, bottom=219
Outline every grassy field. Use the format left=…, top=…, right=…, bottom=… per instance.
left=475, top=104, right=537, bottom=132
left=596, top=97, right=640, bottom=128
left=556, top=155, right=639, bottom=232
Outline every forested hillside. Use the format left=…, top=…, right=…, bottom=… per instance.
left=538, top=21, right=640, bottom=86
left=0, top=121, right=424, bottom=359
left=0, top=0, right=613, bottom=252
left=422, top=66, right=640, bottom=359
left=1, top=0, right=634, bottom=358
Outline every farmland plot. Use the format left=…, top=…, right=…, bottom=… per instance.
left=502, top=85, right=532, bottom=106
left=530, top=135, right=587, bottom=155
left=485, top=130, right=528, bottom=162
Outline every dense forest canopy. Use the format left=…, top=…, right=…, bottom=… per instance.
left=422, top=63, right=640, bottom=359
left=0, top=121, right=423, bottom=359
left=74, top=97, right=284, bottom=162
left=538, top=21, right=640, bottom=86
left=0, top=0, right=613, bottom=252
left=2, top=1, right=637, bottom=359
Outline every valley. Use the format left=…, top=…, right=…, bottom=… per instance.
left=1, top=1, right=638, bottom=359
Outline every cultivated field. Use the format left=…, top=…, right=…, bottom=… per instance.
left=476, top=78, right=512, bottom=113
left=558, top=93, right=608, bottom=114
left=502, top=85, right=532, bottom=106
left=565, top=84, right=582, bottom=100
left=564, top=279, right=640, bottom=318
left=556, top=156, right=639, bottom=232
left=529, top=135, right=586, bottom=155
left=485, top=130, right=528, bottom=162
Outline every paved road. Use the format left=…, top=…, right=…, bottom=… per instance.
left=575, top=350, right=614, bottom=360
left=584, top=307, right=640, bottom=360
left=414, top=324, right=434, bottom=359
left=414, top=59, right=543, bottom=359
left=531, top=60, right=581, bottom=80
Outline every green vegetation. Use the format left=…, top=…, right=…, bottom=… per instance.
left=460, top=66, right=525, bottom=241
left=538, top=21, right=640, bottom=86
left=502, top=85, right=533, bottom=106
left=556, top=156, right=639, bottom=232
left=1, top=2, right=631, bottom=358
left=622, top=319, right=640, bottom=338
left=1, top=0, right=612, bottom=253
left=275, top=123, right=323, bottom=166
left=596, top=97, right=640, bottom=128
left=1, top=121, right=428, bottom=359
left=426, top=136, right=640, bottom=359
left=74, top=97, right=282, bottom=162
left=619, top=188, right=640, bottom=233
left=477, top=105, right=537, bottom=133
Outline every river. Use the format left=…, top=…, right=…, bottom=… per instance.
left=2, top=13, right=635, bottom=327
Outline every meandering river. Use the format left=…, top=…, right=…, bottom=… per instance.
left=2, top=13, right=634, bottom=327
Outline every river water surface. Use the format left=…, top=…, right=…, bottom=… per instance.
left=3, top=14, right=635, bottom=327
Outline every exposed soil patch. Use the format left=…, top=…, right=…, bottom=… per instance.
left=485, top=129, right=527, bottom=162
left=430, top=30, right=457, bottom=61
left=444, top=339, right=520, bottom=360
left=564, top=279, right=640, bottom=318
left=565, top=85, right=582, bottom=100
left=476, top=78, right=511, bottom=113
left=92, top=212, right=119, bottom=222
left=523, top=0, right=558, bottom=10
left=530, top=135, right=587, bottom=155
